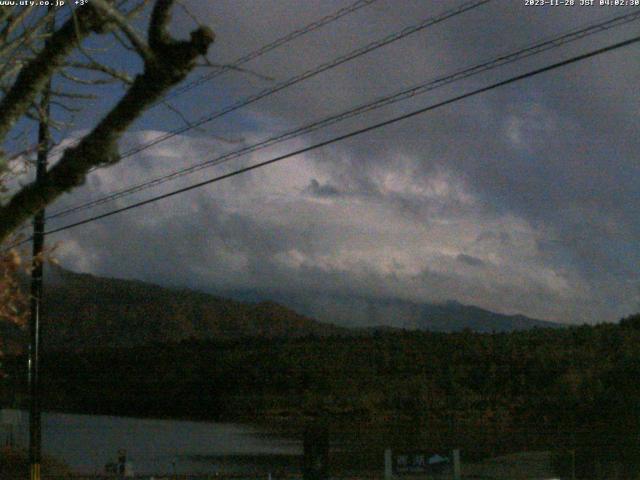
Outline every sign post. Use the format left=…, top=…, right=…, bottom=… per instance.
left=303, top=424, right=329, bottom=480
left=453, top=449, right=461, bottom=480
left=384, top=449, right=393, bottom=480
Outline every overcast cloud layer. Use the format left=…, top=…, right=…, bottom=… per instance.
left=40, top=0, right=640, bottom=325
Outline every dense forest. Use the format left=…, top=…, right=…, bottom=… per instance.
left=3, top=315, right=640, bottom=478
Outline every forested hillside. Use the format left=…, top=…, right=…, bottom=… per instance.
left=3, top=315, right=640, bottom=478
left=4, top=267, right=346, bottom=353
left=1, top=268, right=561, bottom=355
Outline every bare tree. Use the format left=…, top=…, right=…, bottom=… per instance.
left=0, top=0, right=215, bottom=243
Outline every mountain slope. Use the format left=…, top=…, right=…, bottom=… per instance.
left=225, top=290, right=563, bottom=333
left=415, top=300, right=561, bottom=332
left=2, top=268, right=563, bottom=354
left=36, top=267, right=346, bottom=352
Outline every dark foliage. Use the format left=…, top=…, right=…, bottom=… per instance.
left=3, top=318, right=640, bottom=477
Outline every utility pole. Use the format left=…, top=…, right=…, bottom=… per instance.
left=29, top=7, right=54, bottom=480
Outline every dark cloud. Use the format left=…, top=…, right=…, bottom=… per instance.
left=456, top=254, right=485, bottom=267
left=39, top=0, right=640, bottom=326
left=304, top=178, right=342, bottom=197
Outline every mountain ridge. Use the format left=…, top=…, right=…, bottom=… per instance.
left=221, top=289, right=562, bottom=333
left=1, top=266, right=563, bottom=353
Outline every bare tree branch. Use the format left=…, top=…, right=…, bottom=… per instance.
left=0, top=8, right=59, bottom=75
left=0, top=8, right=15, bottom=26
left=51, top=89, right=97, bottom=100
left=65, top=60, right=134, bottom=84
left=91, top=0, right=153, bottom=62
left=111, top=28, right=137, bottom=53
left=59, top=69, right=122, bottom=86
left=50, top=100, right=82, bottom=113
left=0, top=3, right=116, bottom=144
left=0, top=6, right=34, bottom=42
left=0, top=0, right=214, bottom=242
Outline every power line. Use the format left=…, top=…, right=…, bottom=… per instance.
left=48, top=0, right=491, bottom=176
left=3, top=0, right=491, bottom=243
left=45, top=0, right=490, bottom=219
left=46, top=0, right=380, bottom=158
left=46, top=9, right=640, bottom=222
left=115, top=0, right=490, bottom=159
left=159, top=0, right=380, bottom=105
left=39, top=33, right=640, bottom=239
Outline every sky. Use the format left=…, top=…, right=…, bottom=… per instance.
left=17, top=0, right=640, bottom=326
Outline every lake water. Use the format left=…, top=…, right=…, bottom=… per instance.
left=3, top=410, right=301, bottom=475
